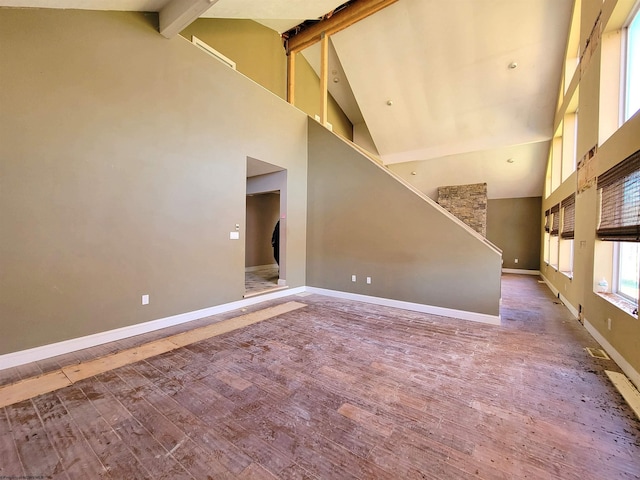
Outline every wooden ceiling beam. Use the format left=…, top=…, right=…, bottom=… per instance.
left=285, top=0, right=398, bottom=54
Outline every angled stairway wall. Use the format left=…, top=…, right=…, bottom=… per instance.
left=306, top=120, right=503, bottom=318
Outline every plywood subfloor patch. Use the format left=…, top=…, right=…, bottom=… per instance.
left=0, top=301, right=306, bottom=408
left=605, top=370, right=640, bottom=420
left=0, top=370, right=71, bottom=409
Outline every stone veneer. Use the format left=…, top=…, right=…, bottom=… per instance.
left=437, top=183, right=487, bottom=237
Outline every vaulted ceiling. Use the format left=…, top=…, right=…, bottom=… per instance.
left=0, top=0, right=574, bottom=199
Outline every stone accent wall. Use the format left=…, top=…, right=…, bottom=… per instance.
left=437, top=183, right=487, bottom=237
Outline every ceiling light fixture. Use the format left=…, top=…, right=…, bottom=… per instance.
left=508, top=62, right=518, bottom=70
left=387, top=100, right=393, bottom=106
left=333, top=77, right=339, bottom=83
left=411, top=171, right=417, bottom=175
left=507, top=158, right=515, bottom=163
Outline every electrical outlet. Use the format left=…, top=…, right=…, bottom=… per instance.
left=514, top=258, right=518, bottom=264
left=142, top=294, right=149, bottom=305
left=366, top=277, right=372, bottom=284
left=351, top=274, right=356, bottom=282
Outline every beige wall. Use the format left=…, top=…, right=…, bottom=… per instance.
left=293, top=53, right=353, bottom=140
left=307, top=121, right=502, bottom=316
left=542, top=0, right=640, bottom=378
left=180, top=19, right=353, bottom=140
left=246, top=193, right=280, bottom=267
left=488, top=197, right=542, bottom=270
left=180, top=18, right=287, bottom=99
left=0, top=9, right=308, bottom=355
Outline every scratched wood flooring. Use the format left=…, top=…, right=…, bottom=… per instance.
left=1, top=274, right=639, bottom=479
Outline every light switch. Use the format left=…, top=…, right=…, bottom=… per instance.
left=142, top=294, right=149, bottom=305
left=230, top=232, right=240, bottom=240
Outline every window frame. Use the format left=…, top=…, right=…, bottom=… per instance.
left=623, top=3, right=640, bottom=122
left=615, top=241, right=640, bottom=303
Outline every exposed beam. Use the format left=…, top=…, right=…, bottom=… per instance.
left=320, top=33, right=329, bottom=124
left=285, top=0, right=398, bottom=54
left=159, top=0, right=220, bottom=39
left=287, top=52, right=296, bottom=105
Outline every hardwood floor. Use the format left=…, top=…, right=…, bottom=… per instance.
left=1, top=274, right=639, bottom=479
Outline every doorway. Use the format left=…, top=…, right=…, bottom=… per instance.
left=245, top=191, right=280, bottom=295
left=245, top=157, right=287, bottom=297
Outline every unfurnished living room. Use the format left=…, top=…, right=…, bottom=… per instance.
left=0, top=0, right=639, bottom=478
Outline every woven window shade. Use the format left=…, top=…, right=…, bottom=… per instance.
left=561, top=194, right=575, bottom=239
left=596, top=149, right=640, bottom=241
left=550, top=204, right=560, bottom=236
left=544, top=209, right=550, bottom=232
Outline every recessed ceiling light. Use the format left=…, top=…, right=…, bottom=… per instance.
left=411, top=171, right=417, bottom=175
left=387, top=100, right=393, bottom=106
left=333, top=77, right=339, bottom=83
left=508, top=62, right=518, bottom=70
left=507, top=158, right=515, bottom=163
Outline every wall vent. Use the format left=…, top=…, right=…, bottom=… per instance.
left=585, top=347, right=610, bottom=360
left=191, top=36, right=236, bottom=70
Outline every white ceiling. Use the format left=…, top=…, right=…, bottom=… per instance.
left=0, top=0, right=573, bottom=199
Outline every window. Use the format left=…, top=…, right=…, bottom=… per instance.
left=617, top=242, right=640, bottom=301
left=561, top=112, right=578, bottom=182
left=560, top=194, right=575, bottom=277
left=549, top=204, right=560, bottom=269
left=598, top=1, right=639, bottom=143
left=596, top=148, right=640, bottom=308
left=625, top=6, right=640, bottom=121
left=596, top=149, right=640, bottom=241
left=544, top=209, right=550, bottom=264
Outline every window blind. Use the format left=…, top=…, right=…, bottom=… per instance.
left=544, top=209, right=550, bottom=232
left=561, top=194, right=575, bottom=239
left=596, top=148, right=640, bottom=241
left=550, top=204, right=560, bottom=236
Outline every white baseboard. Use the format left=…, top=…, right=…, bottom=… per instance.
left=304, top=287, right=501, bottom=325
left=0, top=285, right=500, bottom=372
left=539, top=273, right=579, bottom=318
left=502, top=268, right=541, bottom=275
left=245, top=264, right=278, bottom=272
left=540, top=273, right=559, bottom=296
left=0, top=286, right=305, bottom=371
left=541, top=274, right=640, bottom=390
left=560, top=293, right=579, bottom=318
left=585, top=318, right=640, bottom=391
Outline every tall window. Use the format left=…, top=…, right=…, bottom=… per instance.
left=560, top=194, right=575, bottom=277
left=596, top=148, right=640, bottom=304
left=549, top=204, right=560, bottom=269
left=617, top=242, right=640, bottom=301
left=625, top=5, right=640, bottom=121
